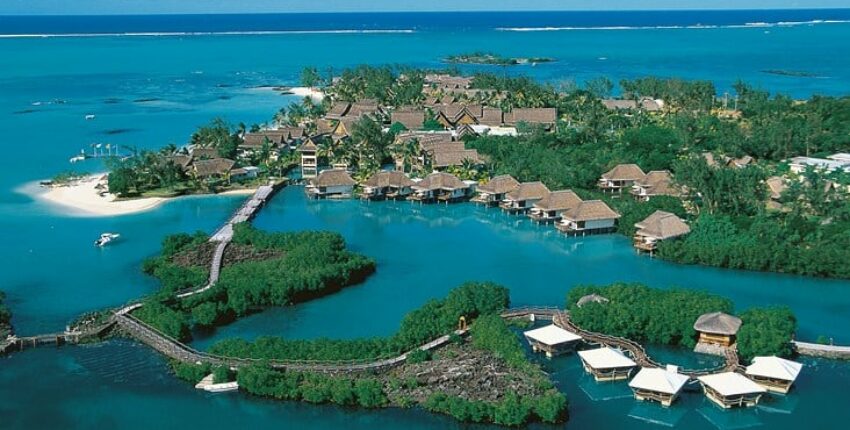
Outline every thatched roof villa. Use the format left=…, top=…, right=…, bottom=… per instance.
left=697, top=372, right=766, bottom=409
left=633, top=210, right=690, bottom=253
left=409, top=172, right=473, bottom=203
left=628, top=365, right=690, bottom=407
left=472, top=174, right=520, bottom=205
left=555, top=200, right=620, bottom=236
left=745, top=356, right=803, bottom=394
left=630, top=170, right=679, bottom=201
left=361, top=171, right=416, bottom=200
left=577, top=347, right=637, bottom=381
left=598, top=164, right=646, bottom=193
left=524, top=324, right=582, bottom=358
left=693, top=312, right=742, bottom=347
left=528, top=190, right=582, bottom=223
left=305, top=169, right=356, bottom=199
left=499, top=181, right=550, bottom=213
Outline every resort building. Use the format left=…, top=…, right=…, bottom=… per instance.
left=305, top=169, right=356, bottom=199
left=390, top=108, right=425, bottom=130
left=555, top=200, right=620, bottom=235
left=191, top=158, right=235, bottom=180
left=230, top=166, right=260, bottom=181
left=523, top=324, right=582, bottom=358
left=431, top=149, right=485, bottom=171
left=628, top=365, right=690, bottom=407
left=480, top=106, right=504, bottom=126
left=472, top=174, right=520, bottom=205
left=693, top=312, right=742, bottom=348
left=577, top=347, right=637, bottom=381
left=633, top=211, right=691, bottom=253
left=361, top=171, right=415, bottom=200
left=299, top=138, right=319, bottom=179
left=599, top=164, right=647, bottom=193
left=240, top=131, right=286, bottom=156
left=409, top=172, right=473, bottom=203
left=190, top=147, right=219, bottom=160
left=630, top=170, right=678, bottom=201
left=500, top=181, right=550, bottom=213
left=528, top=190, right=583, bottom=224
left=503, top=108, right=558, bottom=129
left=601, top=98, right=664, bottom=112
left=745, top=356, right=803, bottom=394
left=697, top=372, right=767, bottom=409
left=788, top=155, right=850, bottom=174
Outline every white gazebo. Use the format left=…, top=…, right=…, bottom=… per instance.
left=577, top=347, right=637, bottom=381
left=523, top=324, right=582, bottom=358
left=628, top=365, right=690, bottom=407
left=745, top=356, right=803, bottom=394
left=697, top=372, right=767, bottom=408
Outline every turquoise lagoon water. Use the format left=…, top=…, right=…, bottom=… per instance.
left=2, top=14, right=850, bottom=429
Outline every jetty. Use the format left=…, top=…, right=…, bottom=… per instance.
left=793, top=340, right=850, bottom=359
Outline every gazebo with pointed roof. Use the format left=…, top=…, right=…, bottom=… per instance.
left=694, top=312, right=742, bottom=347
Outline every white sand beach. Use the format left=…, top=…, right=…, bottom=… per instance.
left=288, top=86, right=325, bottom=101
left=29, top=174, right=256, bottom=217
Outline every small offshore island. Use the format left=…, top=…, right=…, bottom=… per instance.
left=7, top=63, right=850, bottom=427
left=445, top=52, right=556, bottom=66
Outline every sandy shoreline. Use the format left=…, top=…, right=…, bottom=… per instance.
left=25, top=174, right=256, bottom=217
left=288, top=86, right=325, bottom=101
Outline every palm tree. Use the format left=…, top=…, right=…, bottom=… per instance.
left=391, top=137, right=420, bottom=173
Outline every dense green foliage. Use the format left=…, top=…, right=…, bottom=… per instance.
left=737, top=307, right=797, bottom=361
left=171, top=361, right=211, bottom=385
left=238, top=364, right=387, bottom=408
left=0, top=291, right=11, bottom=336
left=469, top=315, right=528, bottom=369
left=567, top=283, right=734, bottom=349
left=134, top=225, right=376, bottom=341
left=424, top=390, right=566, bottom=426
left=209, top=281, right=509, bottom=361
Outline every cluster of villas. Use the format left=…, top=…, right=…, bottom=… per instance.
left=303, top=163, right=693, bottom=247
left=524, top=307, right=803, bottom=411
left=166, top=147, right=262, bottom=183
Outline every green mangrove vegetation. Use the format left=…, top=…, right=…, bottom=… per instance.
left=208, top=281, right=510, bottom=361
left=444, top=52, right=555, bottom=66
left=0, top=291, right=12, bottom=338
left=566, top=283, right=797, bottom=360
left=134, top=224, right=376, bottom=341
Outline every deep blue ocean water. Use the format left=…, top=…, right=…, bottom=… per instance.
left=1, top=10, right=850, bottom=429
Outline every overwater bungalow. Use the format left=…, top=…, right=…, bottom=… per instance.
left=694, top=312, right=742, bottom=348
left=633, top=211, right=691, bottom=253
left=555, top=200, right=620, bottom=236
left=697, top=372, right=767, bottom=409
left=500, top=181, right=550, bottom=213
left=528, top=190, right=582, bottom=223
left=305, top=169, right=356, bottom=199
left=630, top=170, right=678, bottom=201
left=409, top=172, right=473, bottom=203
left=472, top=174, right=520, bottom=205
left=577, top=347, right=637, bottom=381
left=361, top=171, right=415, bottom=200
left=745, top=356, right=803, bottom=394
left=299, top=138, right=319, bottom=179
left=628, top=365, right=690, bottom=407
left=523, top=324, right=582, bottom=358
left=599, top=164, right=646, bottom=193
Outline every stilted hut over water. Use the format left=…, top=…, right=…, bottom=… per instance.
left=409, top=172, right=472, bottom=203
left=528, top=189, right=582, bottom=224
left=556, top=200, right=620, bottom=235
left=628, top=365, right=690, bottom=407
left=500, top=181, right=550, bottom=213
left=361, top=171, right=415, bottom=200
left=523, top=324, right=582, bottom=358
left=745, top=356, right=803, bottom=394
left=472, top=174, right=520, bottom=205
left=633, top=210, right=691, bottom=253
left=577, top=347, right=637, bottom=381
left=305, top=169, right=356, bottom=199
left=697, top=372, right=767, bottom=409
left=693, top=312, right=742, bottom=347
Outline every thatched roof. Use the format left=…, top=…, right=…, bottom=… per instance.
left=504, top=108, right=557, bottom=125
left=397, top=131, right=454, bottom=147
left=693, top=312, right=742, bottom=336
left=480, top=107, right=504, bottom=126
left=577, top=294, right=609, bottom=308
left=310, top=169, right=356, bottom=188
left=424, top=142, right=466, bottom=154
left=190, top=147, right=219, bottom=159
left=562, top=200, right=620, bottom=221
left=766, top=176, right=787, bottom=200
left=241, top=131, right=285, bottom=148
left=635, top=210, right=690, bottom=240
left=433, top=150, right=484, bottom=168
left=325, top=102, right=351, bottom=119
left=634, top=170, right=678, bottom=196
left=193, top=158, right=235, bottom=177
left=601, top=99, right=638, bottom=110
left=505, top=181, right=550, bottom=202
left=391, top=109, right=425, bottom=130
left=363, top=170, right=415, bottom=188
left=533, top=190, right=583, bottom=211
left=602, top=164, right=646, bottom=181
left=299, top=138, right=318, bottom=152
left=165, top=155, right=192, bottom=170
left=478, top=175, right=520, bottom=195
left=413, top=172, right=467, bottom=191
left=348, top=99, right=381, bottom=117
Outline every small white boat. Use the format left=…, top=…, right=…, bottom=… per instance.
left=69, top=155, right=86, bottom=163
left=94, top=233, right=120, bottom=247
left=85, top=114, right=96, bottom=120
